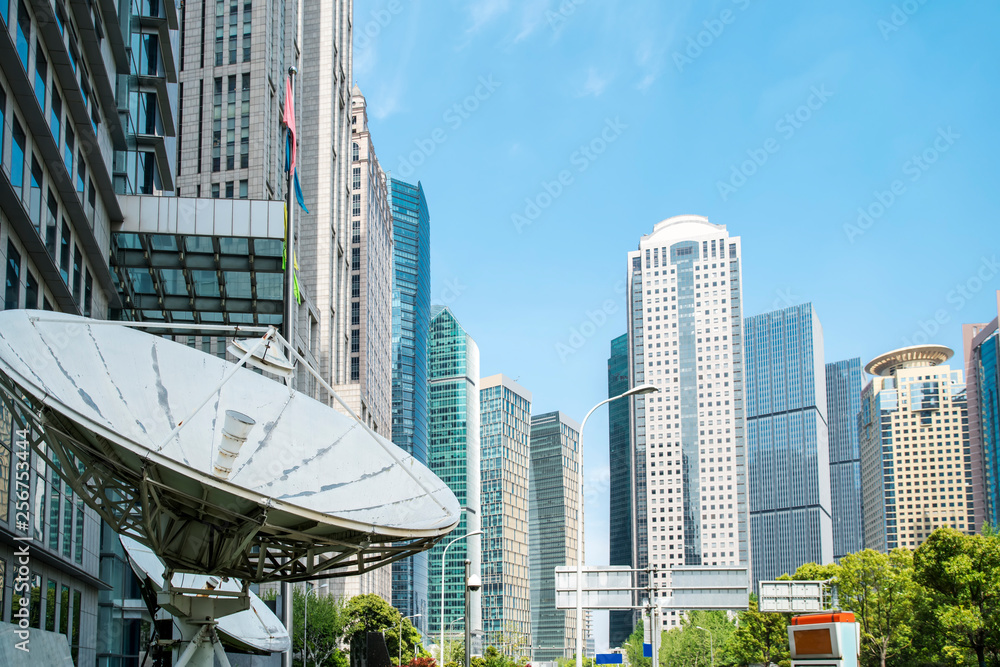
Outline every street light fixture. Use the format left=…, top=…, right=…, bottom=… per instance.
left=575, top=384, right=659, bottom=667
left=695, top=626, right=715, bottom=667
left=400, top=614, right=422, bottom=667
left=440, top=529, right=483, bottom=667
left=303, top=581, right=328, bottom=667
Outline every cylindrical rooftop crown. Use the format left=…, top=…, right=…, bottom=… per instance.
left=864, top=344, right=954, bottom=377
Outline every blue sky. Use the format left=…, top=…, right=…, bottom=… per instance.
left=353, top=0, right=1000, bottom=650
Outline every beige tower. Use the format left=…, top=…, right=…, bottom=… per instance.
left=860, top=345, right=976, bottom=552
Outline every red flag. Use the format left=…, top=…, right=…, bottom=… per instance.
left=284, top=76, right=296, bottom=173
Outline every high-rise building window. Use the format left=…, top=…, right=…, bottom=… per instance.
left=50, top=87, right=61, bottom=140
left=240, top=73, right=249, bottom=168
left=76, top=152, right=85, bottom=193
left=211, top=183, right=220, bottom=198
left=16, top=1, right=30, bottom=70
left=59, top=221, right=70, bottom=282
left=228, top=0, right=237, bottom=63
left=350, top=357, right=359, bottom=381
left=83, top=270, right=92, bottom=317
left=351, top=329, right=359, bottom=353
left=0, top=84, right=6, bottom=158
left=352, top=166, right=360, bottom=190
left=45, top=190, right=57, bottom=259
left=352, top=193, right=360, bottom=216
left=351, top=274, right=360, bottom=298
left=352, top=219, right=360, bottom=244
left=29, top=155, right=43, bottom=231
left=63, top=124, right=73, bottom=173
left=72, top=245, right=82, bottom=303
left=352, top=142, right=359, bottom=161
left=351, top=302, right=360, bottom=325
left=239, top=180, right=248, bottom=198
left=33, top=42, right=46, bottom=110
left=225, top=181, right=234, bottom=198
left=215, top=0, right=224, bottom=65
left=212, top=78, right=222, bottom=171
left=227, top=75, right=236, bottom=169
left=351, top=247, right=360, bottom=268
left=242, top=0, right=251, bottom=61
left=5, top=241, right=21, bottom=309
left=25, top=270, right=38, bottom=309
left=11, top=118, right=25, bottom=195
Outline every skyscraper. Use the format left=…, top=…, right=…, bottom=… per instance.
left=175, top=0, right=296, bottom=200
left=529, top=411, right=581, bottom=661
left=0, top=0, right=178, bottom=660
left=860, top=345, right=976, bottom=552
left=744, top=303, right=833, bottom=591
left=826, top=357, right=865, bottom=559
left=480, top=374, right=532, bottom=653
left=963, top=291, right=999, bottom=529
left=607, top=333, right=634, bottom=646
left=427, top=306, right=481, bottom=641
left=624, top=215, right=749, bottom=631
left=390, top=178, right=431, bottom=631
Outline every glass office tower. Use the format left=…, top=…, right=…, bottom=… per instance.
left=427, top=306, right=481, bottom=641
left=624, top=215, right=749, bottom=631
left=860, top=346, right=975, bottom=552
left=964, top=293, right=1000, bottom=529
left=480, top=374, right=532, bottom=654
left=607, top=333, right=634, bottom=646
left=390, top=178, right=431, bottom=632
left=529, top=411, right=581, bottom=661
left=826, top=357, right=864, bottom=559
left=744, top=303, right=833, bottom=592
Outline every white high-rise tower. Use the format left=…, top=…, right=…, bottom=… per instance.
left=625, top=215, right=750, bottom=630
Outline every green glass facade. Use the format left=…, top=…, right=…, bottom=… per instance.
left=427, top=306, right=481, bottom=639
left=529, top=411, right=580, bottom=661
left=607, top=333, right=634, bottom=647
left=480, top=374, right=532, bottom=654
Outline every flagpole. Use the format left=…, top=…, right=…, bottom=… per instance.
left=284, top=65, right=298, bottom=356
left=281, top=63, right=298, bottom=667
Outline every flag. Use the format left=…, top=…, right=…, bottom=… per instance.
left=294, top=169, right=309, bottom=214
left=283, top=76, right=297, bottom=173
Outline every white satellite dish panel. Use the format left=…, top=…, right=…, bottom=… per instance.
left=0, top=311, right=460, bottom=582
left=120, top=535, right=289, bottom=654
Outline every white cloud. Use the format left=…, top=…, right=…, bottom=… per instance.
left=578, top=67, right=612, bottom=97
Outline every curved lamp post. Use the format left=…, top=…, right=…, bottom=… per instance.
left=575, top=384, right=659, bottom=667
left=440, top=529, right=483, bottom=666
left=400, top=613, right=422, bottom=667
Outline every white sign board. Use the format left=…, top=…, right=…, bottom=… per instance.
left=555, top=566, right=633, bottom=609
left=759, top=580, right=826, bottom=613
left=656, top=566, right=749, bottom=610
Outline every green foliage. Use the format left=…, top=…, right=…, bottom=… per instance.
left=913, top=527, right=1000, bottom=667
left=659, top=610, right=736, bottom=666
left=623, top=619, right=650, bottom=667
left=729, top=598, right=789, bottom=667
left=291, top=587, right=348, bottom=667
left=837, top=548, right=915, bottom=667
left=342, top=593, right=423, bottom=666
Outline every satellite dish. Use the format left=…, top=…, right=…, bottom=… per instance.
left=119, top=535, right=289, bottom=655
left=0, top=310, right=460, bottom=584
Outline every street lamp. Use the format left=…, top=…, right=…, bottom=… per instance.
left=575, top=384, right=659, bottom=667
left=400, top=614, right=422, bottom=667
left=303, top=581, right=328, bottom=667
left=694, top=626, right=714, bottom=667
left=440, top=529, right=483, bottom=667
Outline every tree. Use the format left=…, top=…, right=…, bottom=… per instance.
left=623, top=619, right=650, bottom=667
left=913, top=527, right=1000, bottom=667
left=343, top=594, right=423, bottom=666
left=262, top=586, right=348, bottom=667
left=837, top=549, right=915, bottom=667
left=728, top=598, right=789, bottom=667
